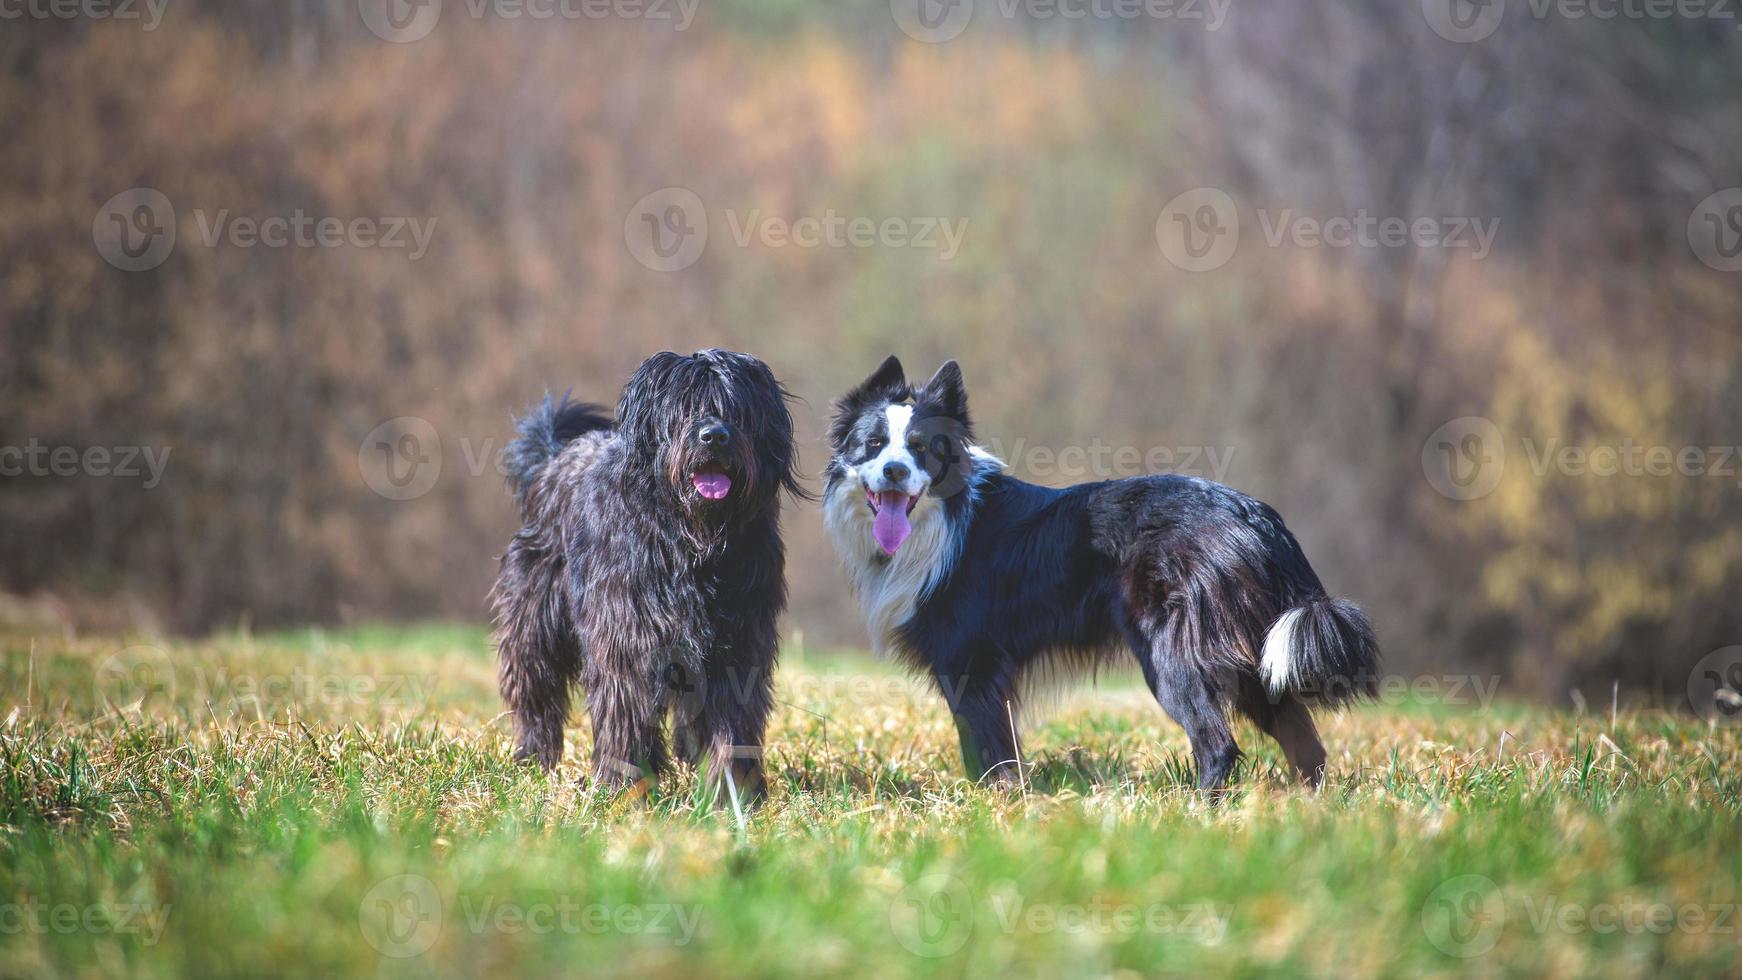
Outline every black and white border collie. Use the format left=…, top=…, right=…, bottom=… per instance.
left=823, top=356, right=1380, bottom=792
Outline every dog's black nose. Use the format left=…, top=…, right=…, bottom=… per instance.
left=883, top=461, right=910, bottom=484
left=699, top=423, right=729, bottom=446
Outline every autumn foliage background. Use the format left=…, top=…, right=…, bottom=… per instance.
left=2, top=1, right=1740, bottom=702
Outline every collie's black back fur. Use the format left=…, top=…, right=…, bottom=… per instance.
left=492, top=349, right=802, bottom=803
left=825, top=356, right=1379, bottom=792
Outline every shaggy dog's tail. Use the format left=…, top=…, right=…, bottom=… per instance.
left=1259, top=596, right=1380, bottom=707
left=504, top=393, right=614, bottom=499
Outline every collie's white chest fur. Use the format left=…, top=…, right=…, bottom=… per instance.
left=823, top=476, right=957, bottom=657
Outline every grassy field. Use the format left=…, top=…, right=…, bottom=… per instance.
left=2, top=621, right=1738, bottom=978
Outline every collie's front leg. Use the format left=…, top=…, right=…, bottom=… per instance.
left=939, top=669, right=1023, bottom=784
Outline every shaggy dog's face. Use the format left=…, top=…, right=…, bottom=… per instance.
left=826, top=356, right=972, bottom=555
left=617, top=349, right=803, bottom=523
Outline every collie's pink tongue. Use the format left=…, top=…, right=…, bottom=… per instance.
left=692, top=470, right=732, bottom=499
left=872, top=491, right=912, bottom=555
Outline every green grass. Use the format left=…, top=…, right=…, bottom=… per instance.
left=2, top=623, right=1739, bottom=978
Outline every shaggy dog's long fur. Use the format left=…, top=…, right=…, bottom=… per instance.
left=492, top=349, right=803, bottom=801
left=824, top=356, right=1380, bottom=792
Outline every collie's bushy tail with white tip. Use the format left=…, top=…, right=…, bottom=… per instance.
left=1260, top=596, right=1380, bottom=707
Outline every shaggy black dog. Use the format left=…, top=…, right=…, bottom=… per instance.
left=492, top=349, right=803, bottom=802
left=825, top=357, right=1379, bottom=793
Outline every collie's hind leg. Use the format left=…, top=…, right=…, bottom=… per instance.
left=1130, top=630, right=1241, bottom=794
left=1235, top=677, right=1327, bottom=788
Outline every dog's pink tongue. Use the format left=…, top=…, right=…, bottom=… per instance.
left=873, top=492, right=912, bottom=555
left=692, top=471, right=732, bottom=499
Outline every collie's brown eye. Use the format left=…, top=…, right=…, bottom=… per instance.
left=867, top=437, right=886, bottom=451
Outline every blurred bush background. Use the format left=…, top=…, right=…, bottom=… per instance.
left=2, top=0, right=1739, bottom=701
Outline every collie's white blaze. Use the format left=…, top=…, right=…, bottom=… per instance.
left=1260, top=607, right=1307, bottom=695
left=856, top=403, right=929, bottom=497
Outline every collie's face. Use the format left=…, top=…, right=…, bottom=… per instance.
left=826, top=356, right=972, bottom=556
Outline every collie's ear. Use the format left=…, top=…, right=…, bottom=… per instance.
left=854, top=355, right=906, bottom=399
left=830, top=356, right=909, bottom=448
left=918, top=360, right=967, bottom=419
